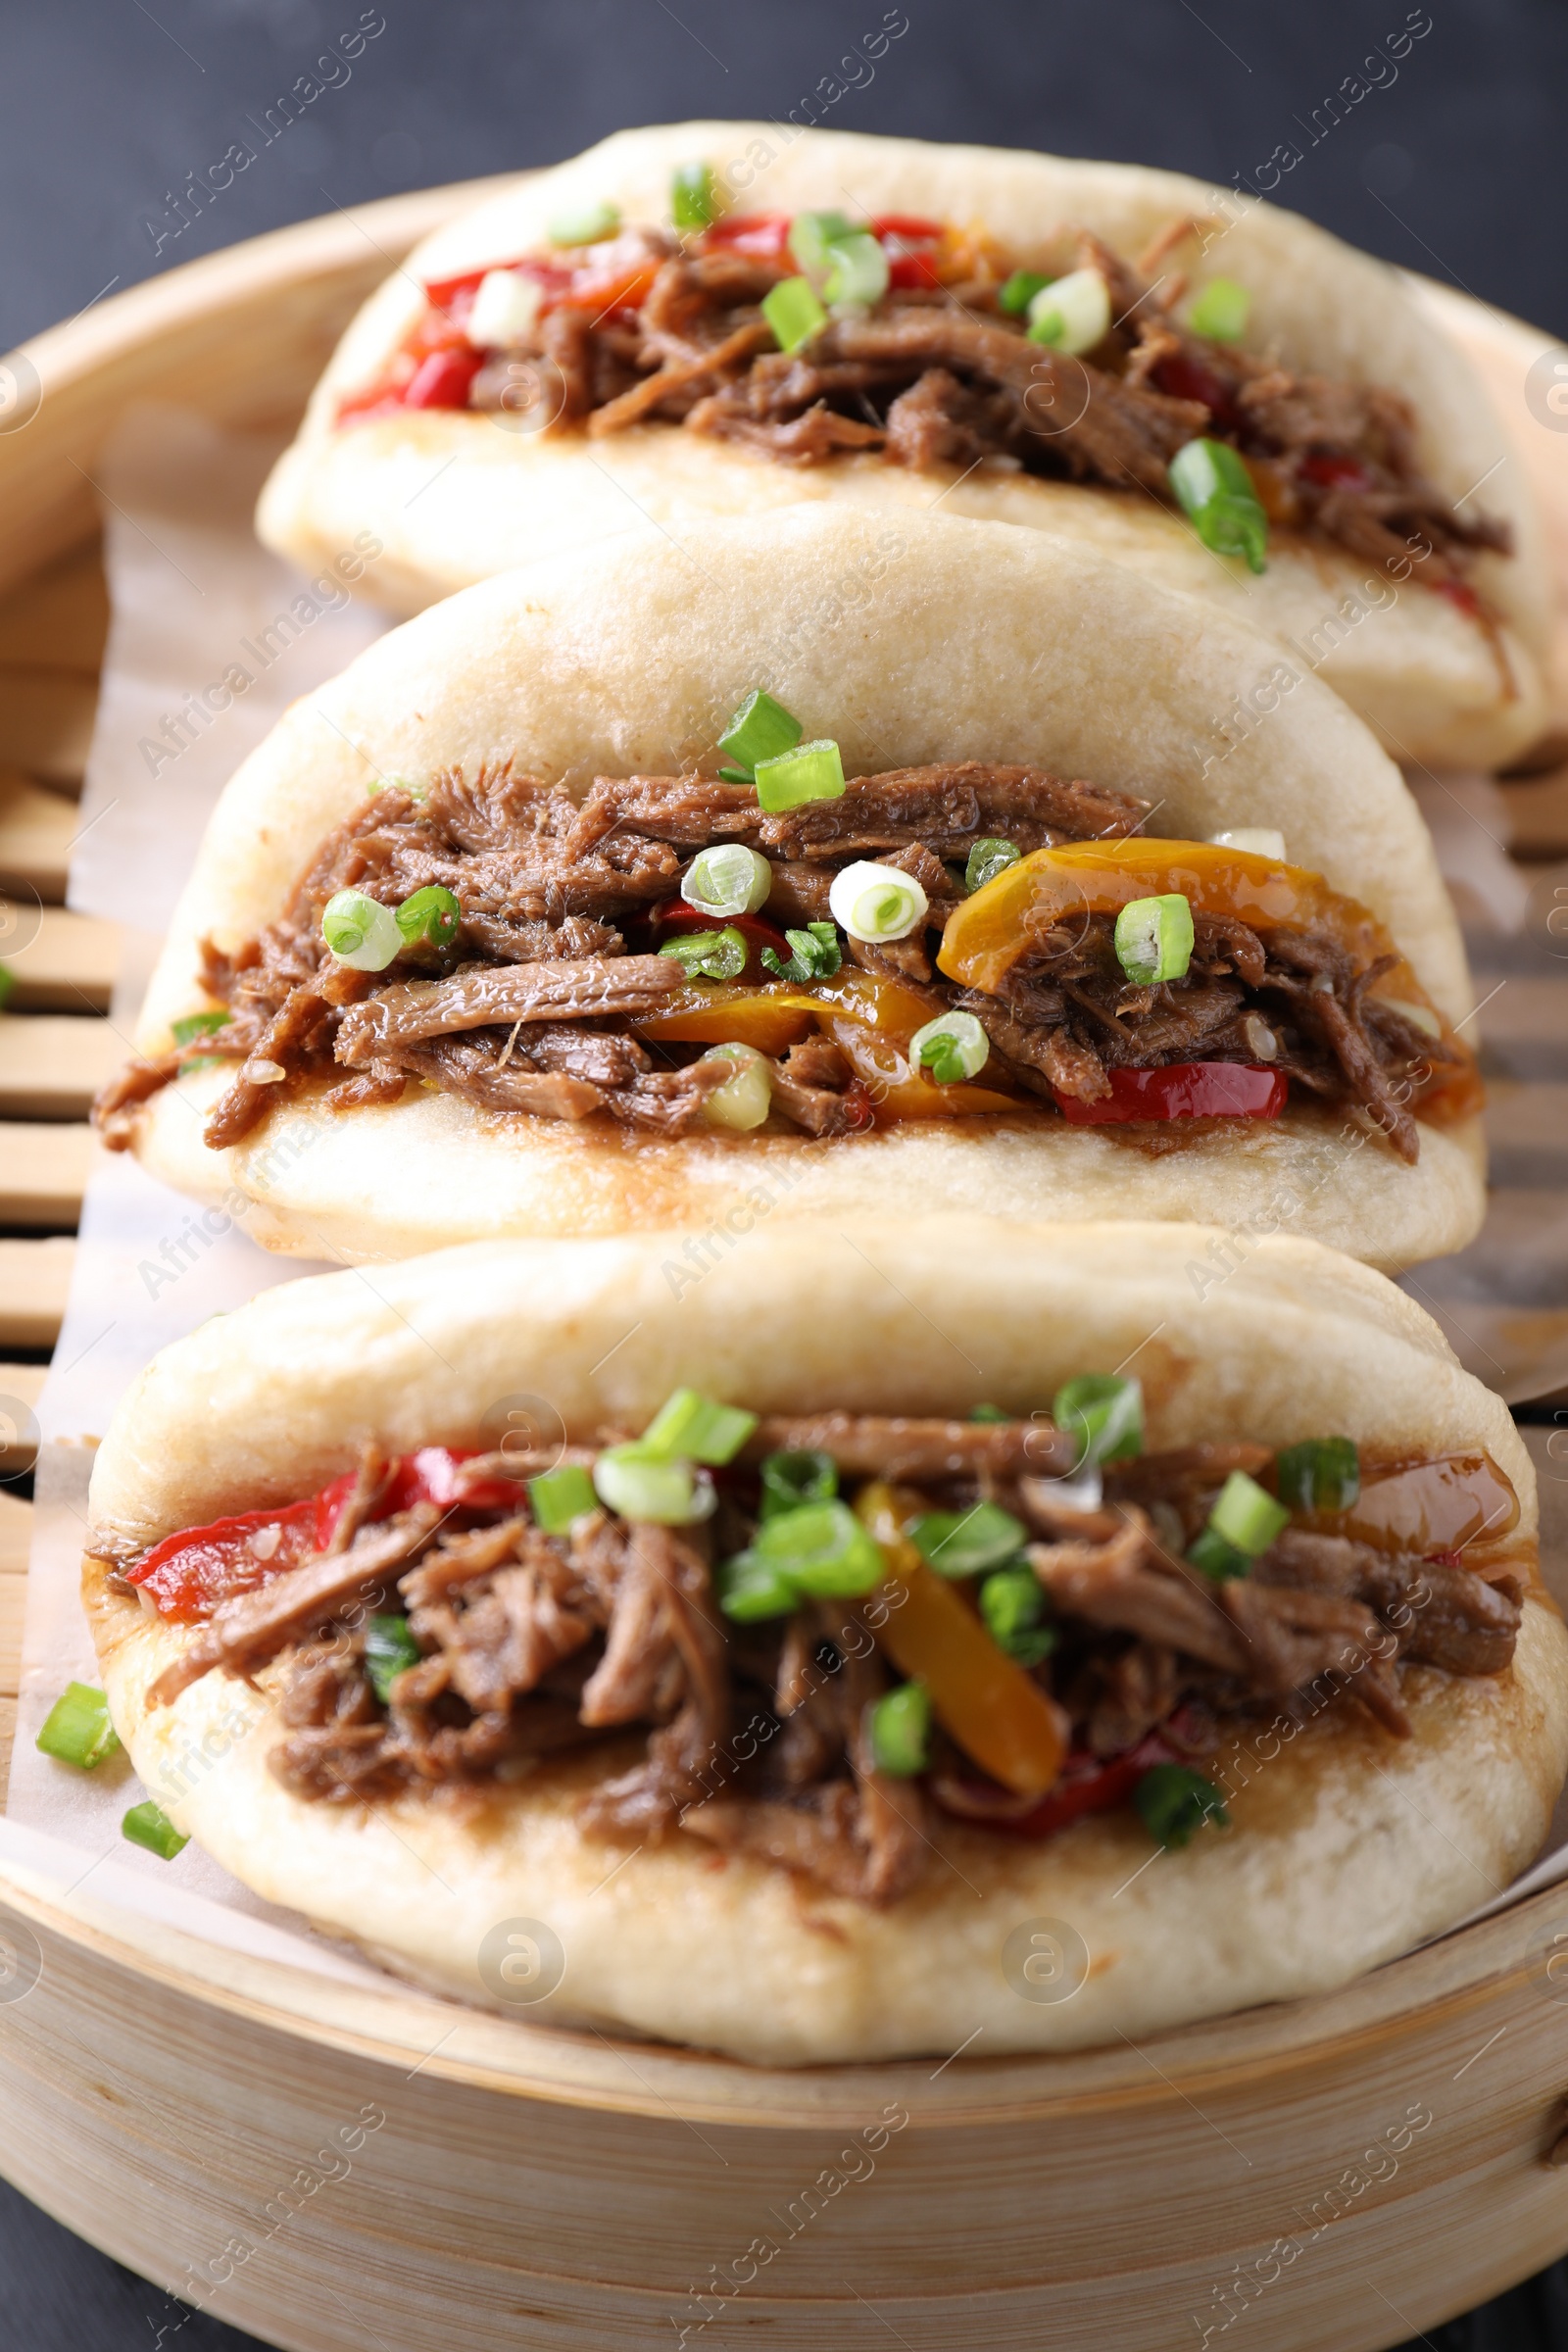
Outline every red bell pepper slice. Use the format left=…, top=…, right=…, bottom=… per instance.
left=1151, top=349, right=1238, bottom=425
left=701, top=212, right=792, bottom=260
left=935, top=1732, right=1175, bottom=1840
left=403, top=347, right=483, bottom=410
left=1298, top=451, right=1375, bottom=494
left=1054, top=1062, right=1288, bottom=1125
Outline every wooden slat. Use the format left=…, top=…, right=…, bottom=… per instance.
left=0, top=1012, right=112, bottom=1117
left=0, top=1364, right=44, bottom=1477
left=0, top=771, right=75, bottom=899
left=0, top=902, right=118, bottom=1009
left=1500, top=765, right=1568, bottom=859
left=0, top=1237, right=74, bottom=1348
left=0, top=1122, right=91, bottom=1226
left=0, top=670, right=96, bottom=786
left=0, top=542, right=107, bottom=674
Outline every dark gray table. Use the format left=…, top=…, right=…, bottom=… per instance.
left=3, top=1, right=1565, bottom=2343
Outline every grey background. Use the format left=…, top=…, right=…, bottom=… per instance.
left=4, top=0, right=1567, bottom=2345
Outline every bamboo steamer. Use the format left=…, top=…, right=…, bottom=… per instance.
left=0, top=182, right=1566, bottom=2352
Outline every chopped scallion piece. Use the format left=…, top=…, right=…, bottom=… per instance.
left=1000, top=269, right=1051, bottom=316
left=965, top=836, right=1020, bottom=893
left=593, top=1446, right=714, bottom=1526
left=171, top=1010, right=226, bottom=1048
left=548, top=197, right=620, bottom=247
left=979, top=1567, right=1056, bottom=1666
left=1052, top=1374, right=1144, bottom=1468
left=395, top=884, right=462, bottom=951
left=1187, top=1526, right=1250, bottom=1581
left=1275, top=1438, right=1360, bottom=1515
left=0, top=965, right=14, bottom=1010
left=672, top=160, right=717, bottom=233
left=1135, top=1763, right=1228, bottom=1849
left=640, top=1388, right=759, bottom=1466
left=715, top=1548, right=799, bottom=1622
left=1188, top=276, right=1250, bottom=342
left=828, top=858, right=927, bottom=943
left=788, top=209, right=857, bottom=277
left=717, top=688, right=803, bottom=777
left=658, top=926, right=749, bottom=981
left=762, top=274, right=828, bottom=355
left=755, top=738, right=845, bottom=811
left=1169, top=437, right=1269, bottom=573
left=682, top=843, right=772, bottom=917
left=754, top=1498, right=884, bottom=1597
left=699, top=1041, right=773, bottom=1130
left=1208, top=827, right=1286, bottom=861
left=760, top=1447, right=837, bottom=1520
left=1026, top=267, right=1111, bottom=354
left=466, top=268, right=543, bottom=349
left=528, top=1461, right=598, bottom=1533
left=866, top=1682, right=931, bottom=1777
left=970, top=1404, right=1011, bottom=1423
left=910, top=1010, right=990, bottom=1085
left=1114, top=892, right=1195, bottom=986
left=321, top=888, right=403, bottom=971
left=910, top=1500, right=1027, bottom=1579
left=824, top=230, right=889, bottom=308
left=122, top=1801, right=188, bottom=1861
left=760, top=920, right=842, bottom=982
left=364, top=1614, right=422, bottom=1705
left=35, top=1682, right=121, bottom=1770
left=1208, top=1469, right=1290, bottom=1558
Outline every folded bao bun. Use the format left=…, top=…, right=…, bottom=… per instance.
left=257, top=122, right=1550, bottom=770
left=82, top=1219, right=1568, bottom=2065
left=122, top=510, right=1484, bottom=1273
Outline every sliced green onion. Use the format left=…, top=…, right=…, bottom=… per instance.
left=866, top=1682, right=931, bottom=1777
left=593, top=1446, right=713, bottom=1526
left=1188, top=277, right=1250, bottom=342
left=1275, top=1438, right=1360, bottom=1516
left=1114, top=893, right=1195, bottom=986
left=910, top=1500, right=1027, bottom=1578
left=1135, top=1763, right=1228, bottom=1850
left=911, top=1010, right=990, bottom=1086
left=1027, top=267, right=1111, bottom=354
left=682, top=844, right=772, bottom=917
left=699, top=1041, right=773, bottom=1131
left=171, top=1010, right=227, bottom=1048
left=1052, top=1374, right=1144, bottom=1468
left=760, top=1447, right=837, bottom=1520
left=395, top=885, right=462, bottom=951
left=965, top=836, right=1020, bottom=893
left=364, top=1614, right=421, bottom=1705
left=659, top=926, right=749, bottom=981
left=528, top=1461, right=598, bottom=1533
left=1209, top=1470, right=1291, bottom=1559
left=671, top=160, right=717, bottom=233
left=717, top=687, right=803, bottom=777
left=762, top=275, right=828, bottom=355
left=122, top=1801, right=188, bottom=1861
left=466, top=268, right=543, bottom=349
left=548, top=197, right=620, bottom=247
left=321, top=888, right=403, bottom=971
left=0, top=964, right=14, bottom=1010
left=1000, top=269, right=1051, bottom=316
left=970, top=1403, right=1011, bottom=1424
left=1208, top=827, right=1286, bottom=861
left=760, top=921, right=842, bottom=982
left=979, top=1567, right=1056, bottom=1666
left=36, top=1682, right=121, bottom=1770
left=755, top=738, right=845, bottom=812
left=824, top=231, right=889, bottom=309
left=788, top=209, right=857, bottom=277
left=1187, top=1526, right=1250, bottom=1581
left=828, top=859, right=928, bottom=943
left=640, top=1387, right=759, bottom=1466
left=715, top=1548, right=799, bottom=1622
left=754, top=1499, right=884, bottom=1597
left=1169, top=437, right=1269, bottom=574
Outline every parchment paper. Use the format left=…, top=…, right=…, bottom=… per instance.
left=7, top=403, right=1566, bottom=1998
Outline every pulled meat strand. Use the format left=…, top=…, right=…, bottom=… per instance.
left=745, top=1412, right=1075, bottom=1483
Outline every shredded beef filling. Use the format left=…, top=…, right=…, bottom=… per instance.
left=434, top=221, right=1507, bottom=594
left=133, top=1420, right=1524, bottom=1909
left=93, top=760, right=1465, bottom=1161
